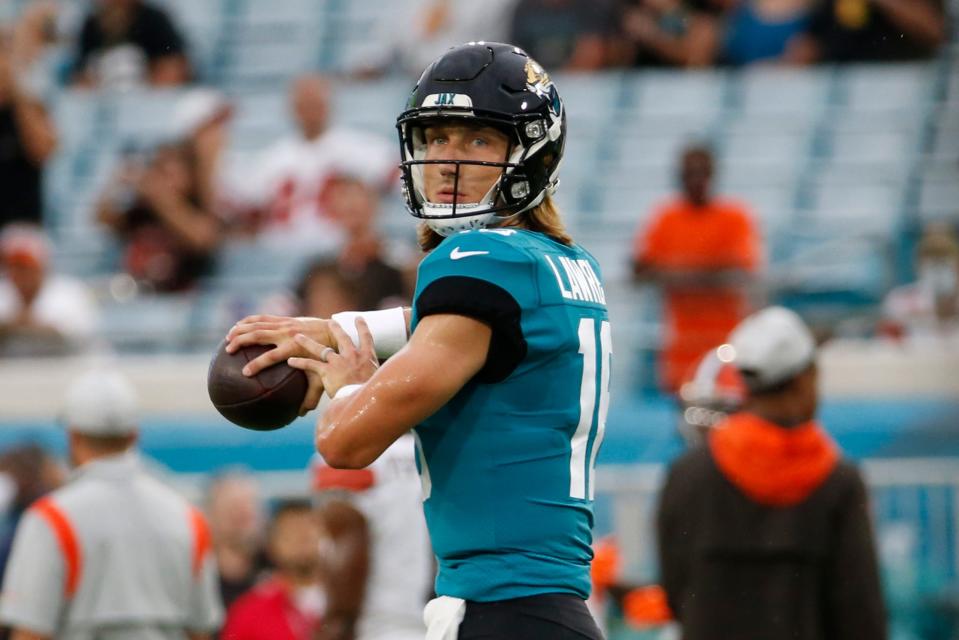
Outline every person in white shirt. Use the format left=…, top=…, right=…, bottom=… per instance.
left=0, top=224, right=98, bottom=356
left=310, top=433, right=433, bottom=640
left=881, top=224, right=959, bottom=347
left=235, top=74, right=397, bottom=254
left=0, top=368, right=223, bottom=640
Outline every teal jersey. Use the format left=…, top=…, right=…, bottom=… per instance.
left=410, top=228, right=612, bottom=602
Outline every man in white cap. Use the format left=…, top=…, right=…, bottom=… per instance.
left=656, top=306, right=886, bottom=640
left=0, top=369, right=223, bottom=640
left=0, top=224, right=98, bottom=356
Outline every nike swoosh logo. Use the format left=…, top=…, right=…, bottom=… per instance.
left=450, top=247, right=490, bottom=260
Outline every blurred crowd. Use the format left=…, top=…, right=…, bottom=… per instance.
left=0, top=0, right=956, bottom=374
left=358, top=0, right=948, bottom=74
left=0, top=436, right=432, bottom=639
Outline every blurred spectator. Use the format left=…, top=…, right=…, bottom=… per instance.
left=0, top=369, right=223, bottom=638
left=354, top=0, right=516, bottom=77
left=675, top=345, right=746, bottom=446
left=0, top=444, right=64, bottom=583
left=295, top=260, right=360, bottom=320
left=221, top=499, right=325, bottom=640
left=786, top=0, right=945, bottom=63
left=509, top=0, right=618, bottom=71
left=235, top=74, right=396, bottom=254
left=96, top=141, right=222, bottom=293
left=205, top=471, right=268, bottom=611
left=720, top=0, right=812, bottom=65
left=588, top=538, right=675, bottom=635
left=657, top=306, right=887, bottom=640
left=9, top=2, right=59, bottom=72
left=633, top=144, right=761, bottom=393
left=309, top=435, right=433, bottom=640
left=618, top=0, right=724, bottom=67
left=327, top=172, right=409, bottom=310
left=0, top=224, right=99, bottom=357
left=880, top=224, right=959, bottom=346
left=71, top=0, right=191, bottom=89
left=172, top=88, right=234, bottom=215
left=0, top=28, right=57, bottom=229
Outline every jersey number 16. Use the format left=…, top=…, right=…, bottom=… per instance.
left=570, top=318, right=611, bottom=501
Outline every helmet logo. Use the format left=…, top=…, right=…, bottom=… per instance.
left=524, top=59, right=561, bottom=116
left=525, top=59, right=550, bottom=89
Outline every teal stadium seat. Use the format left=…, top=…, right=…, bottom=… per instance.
left=733, top=67, right=831, bottom=133
left=98, top=293, right=197, bottom=352
left=805, top=179, right=904, bottom=236
left=840, top=63, right=937, bottom=114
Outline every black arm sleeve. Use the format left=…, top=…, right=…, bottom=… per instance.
left=415, top=275, right=527, bottom=383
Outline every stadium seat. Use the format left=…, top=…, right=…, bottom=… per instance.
left=51, top=90, right=106, bottom=149
left=554, top=72, right=623, bottom=129
left=803, top=179, right=905, bottom=237
left=931, top=123, right=959, bottom=160
left=98, top=293, right=198, bottom=352
left=735, top=67, right=831, bottom=123
left=731, top=185, right=797, bottom=243
left=839, top=63, right=937, bottom=113
left=332, top=78, right=412, bottom=136
left=918, top=178, right=959, bottom=223
left=626, top=70, right=727, bottom=121
left=721, top=130, right=811, bottom=165
left=321, top=0, right=416, bottom=74
left=228, top=92, right=294, bottom=150
left=773, top=233, right=891, bottom=307
left=155, top=0, right=224, bottom=79
left=609, top=132, right=704, bottom=172
left=206, top=240, right=318, bottom=295
left=114, top=89, right=185, bottom=146
left=597, top=185, right=668, bottom=231
left=823, top=129, right=920, bottom=178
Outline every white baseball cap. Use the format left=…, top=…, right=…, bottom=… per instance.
left=61, top=369, right=139, bottom=436
left=728, top=306, right=816, bottom=392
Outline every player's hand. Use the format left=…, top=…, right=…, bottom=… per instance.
left=225, top=315, right=334, bottom=376
left=287, top=318, right=379, bottom=399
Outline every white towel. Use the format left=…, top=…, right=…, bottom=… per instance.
left=423, top=595, right=467, bottom=640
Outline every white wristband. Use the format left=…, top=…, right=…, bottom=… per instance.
left=333, top=384, right=364, bottom=400
left=331, top=307, right=408, bottom=359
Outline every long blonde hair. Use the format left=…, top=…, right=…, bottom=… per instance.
left=417, top=194, right=573, bottom=252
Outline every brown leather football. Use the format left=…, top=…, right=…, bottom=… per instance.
left=207, top=341, right=308, bottom=431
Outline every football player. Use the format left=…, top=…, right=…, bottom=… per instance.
left=227, top=42, right=608, bottom=639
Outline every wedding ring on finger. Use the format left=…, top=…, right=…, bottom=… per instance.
left=319, top=347, right=335, bottom=363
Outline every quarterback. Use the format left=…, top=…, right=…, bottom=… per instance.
left=228, top=42, right=609, bottom=639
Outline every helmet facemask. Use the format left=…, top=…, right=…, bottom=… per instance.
left=398, top=111, right=560, bottom=236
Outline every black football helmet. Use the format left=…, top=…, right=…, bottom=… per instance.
left=396, top=42, right=566, bottom=236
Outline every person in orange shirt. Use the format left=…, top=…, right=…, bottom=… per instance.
left=633, top=144, right=762, bottom=392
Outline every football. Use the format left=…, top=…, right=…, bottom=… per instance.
left=207, top=341, right=308, bottom=431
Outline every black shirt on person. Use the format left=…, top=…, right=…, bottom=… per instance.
left=117, top=199, right=213, bottom=292
left=0, top=105, right=43, bottom=229
left=73, top=1, right=187, bottom=83
left=806, top=0, right=944, bottom=62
